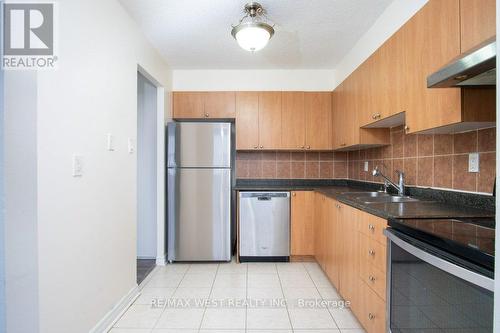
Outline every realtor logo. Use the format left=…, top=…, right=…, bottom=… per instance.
left=2, top=2, right=57, bottom=69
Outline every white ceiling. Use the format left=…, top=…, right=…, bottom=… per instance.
left=119, top=0, right=394, bottom=69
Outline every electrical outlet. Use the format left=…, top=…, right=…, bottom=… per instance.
left=72, top=155, right=83, bottom=177
left=468, top=153, right=479, bottom=173
left=107, top=133, right=115, bottom=151
left=364, top=161, right=369, bottom=172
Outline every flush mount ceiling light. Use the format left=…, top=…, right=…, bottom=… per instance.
left=231, top=2, right=275, bottom=52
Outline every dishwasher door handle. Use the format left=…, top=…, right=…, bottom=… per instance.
left=257, top=196, right=271, bottom=201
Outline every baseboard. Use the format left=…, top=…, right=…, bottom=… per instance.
left=156, top=255, right=166, bottom=266
left=290, top=255, right=316, bottom=262
left=89, top=285, right=140, bottom=333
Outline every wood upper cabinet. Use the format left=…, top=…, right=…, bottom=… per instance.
left=460, top=0, right=496, bottom=53
left=290, top=191, right=315, bottom=256
left=236, top=92, right=259, bottom=150
left=173, top=92, right=204, bottom=118
left=281, top=92, right=306, bottom=149
left=258, top=92, right=282, bottom=149
left=173, top=92, right=235, bottom=119
left=305, top=92, right=332, bottom=150
left=203, top=92, right=236, bottom=118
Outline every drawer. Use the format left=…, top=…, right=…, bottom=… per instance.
left=359, top=280, right=386, bottom=333
left=359, top=233, right=387, bottom=272
left=358, top=210, right=387, bottom=246
left=360, top=260, right=386, bottom=301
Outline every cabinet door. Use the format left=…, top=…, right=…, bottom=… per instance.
left=281, top=92, right=305, bottom=149
left=291, top=191, right=315, bottom=256
left=332, top=87, right=345, bottom=149
left=338, top=204, right=360, bottom=302
left=236, top=92, right=259, bottom=150
left=305, top=92, right=332, bottom=150
left=403, top=0, right=462, bottom=133
left=173, top=92, right=204, bottom=119
left=258, top=92, right=282, bottom=149
left=460, top=0, right=496, bottom=53
left=325, top=198, right=340, bottom=287
left=204, top=92, right=235, bottom=118
left=314, top=193, right=325, bottom=267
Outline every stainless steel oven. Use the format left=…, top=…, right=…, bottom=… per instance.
left=385, top=217, right=494, bottom=333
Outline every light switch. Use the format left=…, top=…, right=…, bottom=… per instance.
left=72, top=155, right=83, bottom=177
left=364, top=161, right=369, bottom=172
left=468, top=153, right=479, bottom=173
left=107, top=133, right=115, bottom=151
left=128, top=138, right=135, bottom=154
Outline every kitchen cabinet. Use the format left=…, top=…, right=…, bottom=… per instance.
left=324, top=196, right=340, bottom=287
left=460, top=0, right=496, bottom=53
left=235, top=92, right=259, bottom=150
left=305, top=92, right=332, bottom=150
left=258, top=92, right=282, bottom=149
left=173, top=92, right=235, bottom=119
left=314, top=192, right=327, bottom=269
left=332, top=79, right=390, bottom=150
left=290, top=191, right=315, bottom=256
left=281, top=92, right=306, bottom=149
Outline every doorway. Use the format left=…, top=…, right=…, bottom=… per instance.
left=136, top=71, right=163, bottom=284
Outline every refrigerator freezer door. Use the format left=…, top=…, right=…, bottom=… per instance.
left=168, top=168, right=231, bottom=261
left=167, top=122, right=231, bottom=168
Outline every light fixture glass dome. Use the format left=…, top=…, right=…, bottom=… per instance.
left=231, top=22, right=274, bottom=52
left=231, top=2, right=275, bottom=52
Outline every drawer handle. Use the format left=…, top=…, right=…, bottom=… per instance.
left=368, top=313, right=375, bottom=320
left=369, top=275, right=376, bottom=282
left=368, top=224, right=375, bottom=231
left=368, top=250, right=375, bottom=256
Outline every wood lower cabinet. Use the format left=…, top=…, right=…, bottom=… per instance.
left=290, top=191, right=315, bottom=256
left=173, top=92, right=235, bottom=119
left=314, top=193, right=388, bottom=333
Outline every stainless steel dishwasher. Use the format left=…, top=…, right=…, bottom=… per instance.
left=239, top=192, right=290, bottom=262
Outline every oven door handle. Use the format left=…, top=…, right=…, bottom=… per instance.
left=385, top=229, right=494, bottom=292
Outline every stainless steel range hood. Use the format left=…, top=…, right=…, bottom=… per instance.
left=427, top=38, right=496, bottom=88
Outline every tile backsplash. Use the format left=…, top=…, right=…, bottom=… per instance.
left=236, top=126, right=496, bottom=194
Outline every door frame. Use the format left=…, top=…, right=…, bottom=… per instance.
left=137, top=65, right=166, bottom=265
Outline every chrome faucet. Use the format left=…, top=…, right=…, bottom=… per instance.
left=372, top=166, right=405, bottom=196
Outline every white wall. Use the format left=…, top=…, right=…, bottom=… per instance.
left=137, top=73, right=158, bottom=258
left=333, top=0, right=428, bottom=88
left=4, top=0, right=172, bottom=332
left=173, top=69, right=336, bottom=91
left=4, top=71, right=39, bottom=333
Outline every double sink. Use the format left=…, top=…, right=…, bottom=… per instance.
left=341, top=191, right=420, bottom=204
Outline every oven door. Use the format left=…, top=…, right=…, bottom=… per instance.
left=385, top=229, right=494, bottom=333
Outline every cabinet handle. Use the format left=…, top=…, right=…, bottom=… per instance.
left=301, top=146, right=305, bottom=149
left=260, top=145, right=263, bottom=149
left=369, top=275, right=376, bottom=282
left=375, top=113, right=381, bottom=119
left=404, top=125, right=409, bottom=132
left=292, top=192, right=296, bottom=197
left=368, top=224, right=375, bottom=231
left=306, top=145, right=311, bottom=149
left=369, top=250, right=375, bottom=256
left=368, top=313, right=375, bottom=320
left=204, top=112, right=209, bottom=118
left=371, top=114, right=376, bottom=119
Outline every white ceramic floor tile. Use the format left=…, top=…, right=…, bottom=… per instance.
left=172, top=287, right=211, bottom=301
left=135, top=288, right=176, bottom=305
left=288, top=308, right=338, bottom=329
left=145, top=274, right=184, bottom=288
left=247, top=263, right=277, bottom=275
left=317, top=287, right=342, bottom=300
left=152, top=330, right=197, bottom=333
left=248, top=273, right=281, bottom=289
left=247, top=287, right=284, bottom=300
left=114, top=305, right=163, bottom=328
left=295, top=330, right=341, bottom=333
left=329, top=308, right=363, bottom=329
left=279, top=272, right=316, bottom=288
left=155, top=308, right=205, bottom=329
left=309, top=271, right=334, bottom=288
left=283, top=287, right=321, bottom=308
left=178, top=273, right=215, bottom=288
left=339, top=329, right=366, bottom=333
left=276, top=262, right=306, bottom=273
left=200, top=308, right=246, bottom=329
left=247, top=331, right=292, bottom=333
left=187, top=263, right=219, bottom=274
left=247, top=308, right=292, bottom=329
left=199, top=331, right=244, bottom=333
left=217, top=262, right=248, bottom=274
left=210, top=287, right=246, bottom=300
left=213, top=273, right=247, bottom=288
left=109, top=329, right=152, bottom=333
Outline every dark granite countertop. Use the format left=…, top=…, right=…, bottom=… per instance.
left=235, top=179, right=495, bottom=220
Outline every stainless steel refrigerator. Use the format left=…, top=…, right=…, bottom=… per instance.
left=167, top=122, right=233, bottom=262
